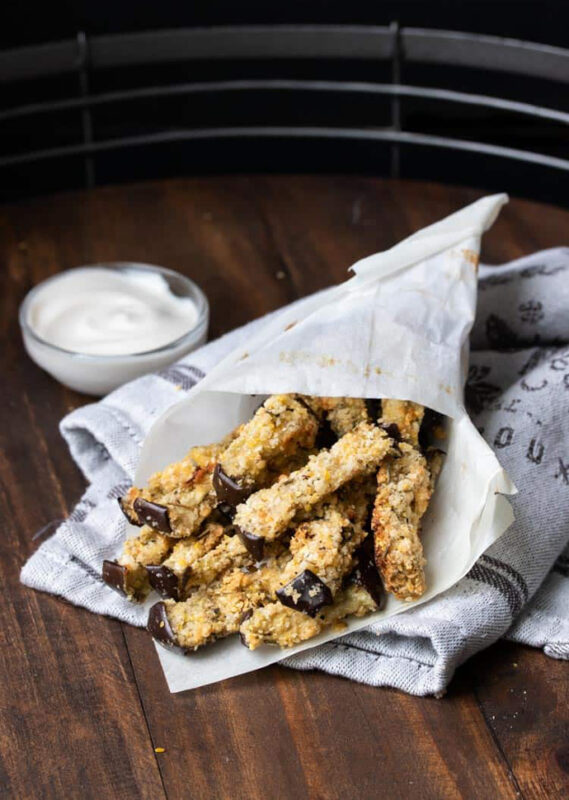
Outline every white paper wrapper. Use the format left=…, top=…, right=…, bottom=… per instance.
left=133, top=193, right=516, bottom=693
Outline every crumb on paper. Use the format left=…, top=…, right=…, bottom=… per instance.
left=284, top=321, right=297, bottom=331
left=277, top=353, right=379, bottom=378
left=461, top=248, right=480, bottom=270
left=279, top=351, right=310, bottom=365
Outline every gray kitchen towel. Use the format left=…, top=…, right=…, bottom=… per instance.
left=21, top=248, right=569, bottom=696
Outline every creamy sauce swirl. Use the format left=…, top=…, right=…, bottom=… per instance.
left=28, top=268, right=199, bottom=356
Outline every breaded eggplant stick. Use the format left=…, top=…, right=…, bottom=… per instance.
left=166, top=479, right=371, bottom=605
left=145, top=520, right=227, bottom=600
left=102, top=526, right=174, bottom=601
left=120, top=394, right=319, bottom=537
left=147, top=439, right=234, bottom=495
left=103, top=517, right=229, bottom=602
left=184, top=535, right=252, bottom=589
left=217, top=394, right=319, bottom=490
left=274, top=481, right=372, bottom=615
left=380, top=399, right=424, bottom=446
left=149, top=572, right=255, bottom=652
left=234, top=422, right=395, bottom=542
left=150, top=522, right=290, bottom=601
left=314, top=397, right=369, bottom=437
left=265, top=445, right=317, bottom=482
left=240, top=584, right=378, bottom=650
left=120, top=463, right=218, bottom=538
left=148, top=550, right=291, bottom=651
left=317, top=397, right=427, bottom=445
left=372, top=443, right=433, bottom=601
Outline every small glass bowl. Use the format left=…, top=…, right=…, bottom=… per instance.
left=19, top=262, right=209, bottom=396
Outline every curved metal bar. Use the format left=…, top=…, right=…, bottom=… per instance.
left=0, top=38, right=77, bottom=81
left=0, top=26, right=393, bottom=81
left=403, top=27, right=569, bottom=83
left=1, top=125, right=568, bottom=172
left=2, top=79, right=568, bottom=127
left=90, top=25, right=395, bottom=68
left=1, top=26, right=568, bottom=83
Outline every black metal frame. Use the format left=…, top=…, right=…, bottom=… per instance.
left=1, top=24, right=569, bottom=189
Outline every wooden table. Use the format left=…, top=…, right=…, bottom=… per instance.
left=1, top=176, right=568, bottom=800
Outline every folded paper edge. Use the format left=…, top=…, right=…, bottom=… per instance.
left=347, top=193, right=508, bottom=288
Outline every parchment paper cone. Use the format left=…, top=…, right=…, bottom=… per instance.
left=133, top=193, right=516, bottom=692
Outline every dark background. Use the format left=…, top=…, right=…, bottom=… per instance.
left=1, top=1, right=566, bottom=48
left=1, top=1, right=568, bottom=205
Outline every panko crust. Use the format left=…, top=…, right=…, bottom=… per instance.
left=372, top=444, right=433, bottom=601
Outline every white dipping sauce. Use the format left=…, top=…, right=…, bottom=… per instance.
left=29, top=268, right=199, bottom=355
left=21, top=265, right=209, bottom=396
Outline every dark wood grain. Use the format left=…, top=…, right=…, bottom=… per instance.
left=0, top=332, right=166, bottom=799
left=464, top=640, right=569, bottom=799
left=1, top=176, right=568, bottom=800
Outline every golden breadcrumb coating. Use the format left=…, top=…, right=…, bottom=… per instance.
left=380, top=399, right=425, bottom=446
left=234, top=422, right=393, bottom=541
left=161, top=521, right=227, bottom=578
left=163, top=550, right=291, bottom=649
left=316, top=397, right=369, bottom=436
left=115, top=525, right=174, bottom=599
left=219, top=394, right=319, bottom=486
left=240, top=584, right=377, bottom=649
left=277, top=482, right=371, bottom=596
left=372, top=443, right=433, bottom=601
